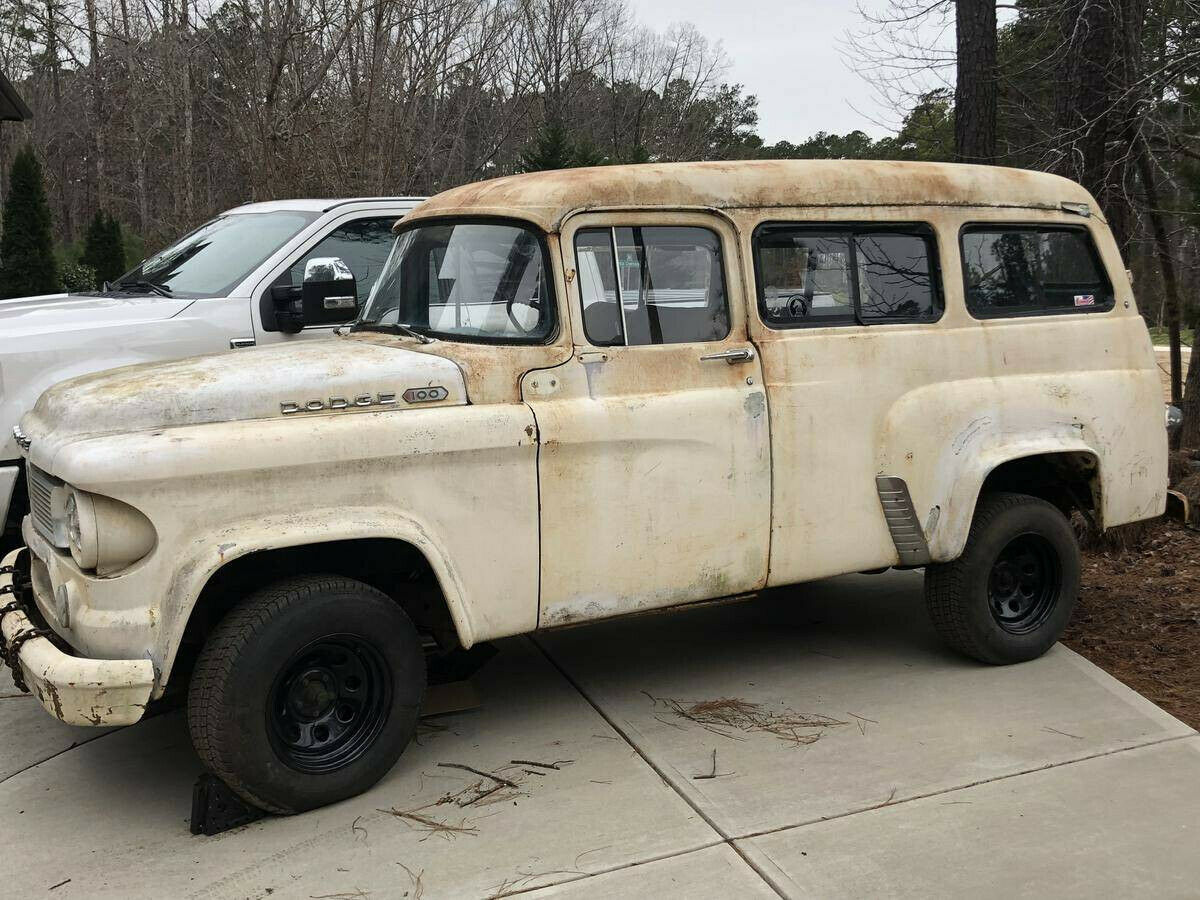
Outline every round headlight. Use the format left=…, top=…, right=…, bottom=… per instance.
left=66, top=489, right=155, bottom=574
left=66, top=489, right=99, bottom=570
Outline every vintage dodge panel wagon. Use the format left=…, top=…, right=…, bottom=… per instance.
left=1, top=161, right=1167, bottom=813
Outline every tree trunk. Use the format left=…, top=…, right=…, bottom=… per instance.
left=180, top=0, right=195, bottom=221
left=1050, top=0, right=1117, bottom=196
left=84, top=0, right=106, bottom=208
left=954, top=0, right=997, bottom=164
left=1103, top=0, right=1149, bottom=255
left=1137, top=146, right=1184, bottom=428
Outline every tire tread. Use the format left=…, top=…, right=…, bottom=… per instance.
left=187, top=575, right=402, bottom=814
left=925, top=492, right=1067, bottom=665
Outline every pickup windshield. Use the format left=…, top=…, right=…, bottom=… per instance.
left=357, top=221, right=554, bottom=343
left=116, top=210, right=319, bottom=297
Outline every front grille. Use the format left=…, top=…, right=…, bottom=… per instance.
left=26, top=464, right=61, bottom=545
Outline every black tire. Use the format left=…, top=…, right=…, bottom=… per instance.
left=187, top=575, right=425, bottom=814
left=925, top=492, right=1080, bottom=665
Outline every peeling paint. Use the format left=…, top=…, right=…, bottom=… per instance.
left=744, top=391, right=766, bottom=419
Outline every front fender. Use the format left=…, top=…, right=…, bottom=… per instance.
left=158, top=507, right=478, bottom=686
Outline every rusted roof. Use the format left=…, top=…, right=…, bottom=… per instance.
left=0, top=71, right=32, bottom=122
left=404, top=160, right=1097, bottom=232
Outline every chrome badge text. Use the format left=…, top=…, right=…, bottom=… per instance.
left=281, top=393, right=398, bottom=415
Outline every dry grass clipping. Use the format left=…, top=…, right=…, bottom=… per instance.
left=653, top=695, right=847, bottom=746
left=378, top=759, right=572, bottom=840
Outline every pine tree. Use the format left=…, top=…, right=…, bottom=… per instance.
left=82, top=210, right=127, bottom=287
left=105, top=213, right=127, bottom=280
left=572, top=138, right=607, bottom=168
left=81, top=210, right=107, bottom=284
left=0, top=146, right=59, bottom=299
left=519, top=117, right=577, bottom=172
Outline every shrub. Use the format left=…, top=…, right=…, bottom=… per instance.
left=0, top=145, right=59, bottom=299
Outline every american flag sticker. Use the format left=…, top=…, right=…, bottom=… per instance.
left=1074, top=294, right=1096, bottom=307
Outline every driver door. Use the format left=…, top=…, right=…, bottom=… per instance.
left=525, top=211, right=772, bottom=627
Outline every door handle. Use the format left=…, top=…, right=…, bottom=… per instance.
left=700, top=347, right=755, bottom=364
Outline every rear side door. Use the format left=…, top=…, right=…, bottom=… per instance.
left=525, top=211, right=771, bottom=627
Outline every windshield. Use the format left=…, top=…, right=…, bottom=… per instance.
left=357, top=221, right=555, bottom=342
left=119, top=210, right=319, bottom=297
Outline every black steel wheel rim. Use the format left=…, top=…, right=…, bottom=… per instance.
left=268, top=635, right=392, bottom=774
left=987, top=533, right=1062, bottom=634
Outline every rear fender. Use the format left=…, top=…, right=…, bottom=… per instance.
left=876, top=375, right=1152, bottom=562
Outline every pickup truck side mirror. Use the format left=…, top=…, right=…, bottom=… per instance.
left=262, top=257, right=359, bottom=334
left=301, top=257, right=359, bottom=325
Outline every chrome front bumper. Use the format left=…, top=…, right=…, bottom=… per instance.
left=0, top=548, right=154, bottom=726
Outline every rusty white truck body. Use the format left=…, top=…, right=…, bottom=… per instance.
left=2, top=161, right=1166, bottom=738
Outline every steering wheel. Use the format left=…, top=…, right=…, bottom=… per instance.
left=507, top=294, right=542, bottom=333
left=785, top=292, right=810, bottom=320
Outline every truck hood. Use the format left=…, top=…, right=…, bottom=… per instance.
left=0, top=291, right=194, bottom=336
left=21, top=337, right=467, bottom=467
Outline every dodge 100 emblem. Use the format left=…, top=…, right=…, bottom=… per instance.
left=281, top=393, right=397, bottom=415
left=280, top=386, right=448, bottom=415
left=402, top=386, right=449, bottom=403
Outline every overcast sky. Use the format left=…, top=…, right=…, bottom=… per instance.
left=628, top=0, right=918, bottom=143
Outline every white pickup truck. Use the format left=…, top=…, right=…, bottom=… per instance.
left=0, top=197, right=422, bottom=552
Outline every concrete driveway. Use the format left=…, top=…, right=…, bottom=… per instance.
left=3, top=571, right=1197, bottom=898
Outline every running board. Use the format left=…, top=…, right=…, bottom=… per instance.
left=876, top=475, right=932, bottom=566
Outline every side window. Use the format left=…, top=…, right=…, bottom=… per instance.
left=575, top=226, right=730, bottom=346
left=755, top=224, right=941, bottom=327
left=287, top=217, right=399, bottom=299
left=961, top=226, right=1114, bottom=317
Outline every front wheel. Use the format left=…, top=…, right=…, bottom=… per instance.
left=925, top=492, right=1080, bottom=665
left=187, top=575, right=425, bottom=814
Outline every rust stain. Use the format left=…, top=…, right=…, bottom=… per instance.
left=403, top=160, right=1095, bottom=234
left=43, top=681, right=65, bottom=720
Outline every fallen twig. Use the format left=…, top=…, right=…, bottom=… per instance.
left=437, top=762, right=518, bottom=788
left=510, top=759, right=571, bottom=770
left=1042, top=726, right=1084, bottom=740
left=692, top=748, right=734, bottom=780
left=398, top=863, right=424, bottom=900
left=847, top=712, right=878, bottom=736
left=457, top=784, right=503, bottom=807
left=487, top=867, right=587, bottom=898
left=574, top=845, right=611, bottom=869
left=650, top=695, right=847, bottom=747
left=377, top=807, right=479, bottom=840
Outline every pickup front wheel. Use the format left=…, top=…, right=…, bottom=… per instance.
left=925, top=492, right=1080, bottom=665
left=187, top=575, right=425, bottom=814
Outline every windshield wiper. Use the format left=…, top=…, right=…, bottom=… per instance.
left=111, top=279, right=173, bottom=298
left=354, top=321, right=434, bottom=344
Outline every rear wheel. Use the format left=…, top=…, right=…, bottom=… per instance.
left=187, top=575, right=425, bottom=813
left=925, top=492, right=1080, bottom=664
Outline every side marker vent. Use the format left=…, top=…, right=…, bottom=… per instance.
left=876, top=475, right=932, bottom=566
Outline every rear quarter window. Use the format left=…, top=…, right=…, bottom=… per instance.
left=754, top=223, right=942, bottom=328
left=960, top=225, right=1114, bottom=318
